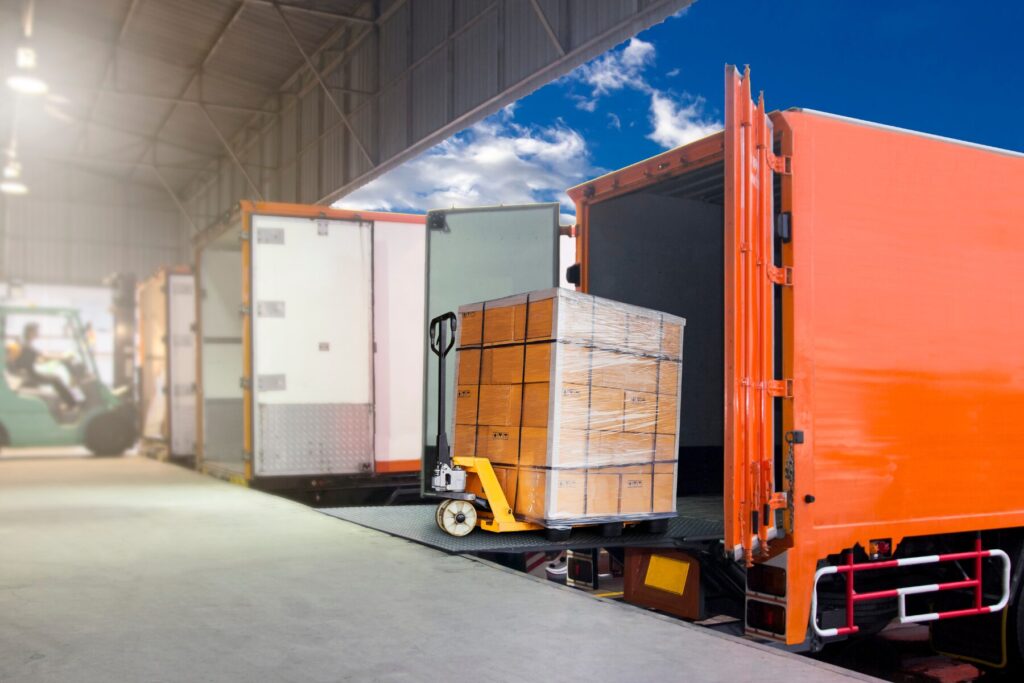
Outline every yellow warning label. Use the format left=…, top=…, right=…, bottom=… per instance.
left=645, top=555, right=690, bottom=596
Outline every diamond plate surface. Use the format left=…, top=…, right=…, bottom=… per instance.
left=318, top=497, right=724, bottom=554
left=256, top=403, right=373, bottom=477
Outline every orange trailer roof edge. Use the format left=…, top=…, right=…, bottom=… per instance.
left=239, top=200, right=427, bottom=225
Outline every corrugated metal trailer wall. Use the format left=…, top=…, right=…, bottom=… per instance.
left=183, top=0, right=692, bottom=238
left=0, top=162, right=184, bottom=286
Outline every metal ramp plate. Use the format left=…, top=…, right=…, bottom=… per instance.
left=317, top=496, right=724, bottom=554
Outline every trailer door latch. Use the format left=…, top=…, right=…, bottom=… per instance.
left=767, top=379, right=794, bottom=398
left=767, top=152, right=792, bottom=175
left=767, top=265, right=793, bottom=286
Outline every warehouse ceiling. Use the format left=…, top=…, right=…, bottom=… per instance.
left=0, top=0, right=691, bottom=238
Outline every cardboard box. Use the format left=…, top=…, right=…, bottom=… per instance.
left=522, top=382, right=550, bottom=427
left=591, top=432, right=655, bottom=466
left=663, top=321, right=683, bottom=360
left=453, top=424, right=476, bottom=457
left=459, top=309, right=483, bottom=347
left=482, top=345, right=524, bottom=384
left=561, top=344, right=590, bottom=385
left=524, top=343, right=552, bottom=382
left=478, top=426, right=519, bottom=465
left=657, top=394, right=679, bottom=435
left=658, top=359, right=680, bottom=394
left=457, top=348, right=480, bottom=384
left=483, top=303, right=526, bottom=345
left=624, top=390, right=658, bottom=434
left=477, top=384, right=522, bottom=426
left=455, top=385, right=478, bottom=425
left=653, top=462, right=676, bottom=513
left=526, top=297, right=555, bottom=340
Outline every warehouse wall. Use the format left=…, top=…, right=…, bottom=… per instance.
left=0, top=162, right=185, bottom=287
left=184, top=0, right=692, bottom=239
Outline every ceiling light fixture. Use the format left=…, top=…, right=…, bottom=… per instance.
left=1, top=180, right=28, bottom=195
left=7, top=45, right=47, bottom=95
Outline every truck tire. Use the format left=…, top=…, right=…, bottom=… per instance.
left=1008, top=575, right=1024, bottom=673
left=84, top=411, right=135, bottom=456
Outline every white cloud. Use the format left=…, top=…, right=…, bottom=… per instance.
left=647, top=91, right=721, bottom=149
left=565, top=34, right=721, bottom=149
left=336, top=114, right=595, bottom=218
left=572, top=37, right=655, bottom=109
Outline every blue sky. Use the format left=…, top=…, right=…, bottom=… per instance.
left=341, top=0, right=1023, bottom=219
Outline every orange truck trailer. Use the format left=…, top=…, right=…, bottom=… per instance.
left=565, top=66, right=1024, bottom=663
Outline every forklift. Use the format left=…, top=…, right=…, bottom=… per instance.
left=0, top=304, right=137, bottom=454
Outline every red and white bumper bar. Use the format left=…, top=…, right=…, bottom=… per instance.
left=811, top=538, right=1011, bottom=639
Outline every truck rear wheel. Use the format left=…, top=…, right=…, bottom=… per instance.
left=84, top=411, right=135, bottom=456
left=1008, top=574, right=1024, bottom=672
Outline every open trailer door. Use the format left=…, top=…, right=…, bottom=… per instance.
left=247, top=210, right=374, bottom=477
left=422, top=204, right=561, bottom=488
left=724, top=66, right=789, bottom=563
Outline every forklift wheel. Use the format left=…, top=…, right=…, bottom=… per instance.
left=437, top=500, right=477, bottom=537
left=84, top=411, right=136, bottom=456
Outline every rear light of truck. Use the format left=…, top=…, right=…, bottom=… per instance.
left=746, top=598, right=786, bottom=637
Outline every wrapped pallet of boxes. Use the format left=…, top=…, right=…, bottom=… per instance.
left=452, top=288, right=684, bottom=528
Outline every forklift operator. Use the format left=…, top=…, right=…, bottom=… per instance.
left=11, top=323, right=78, bottom=409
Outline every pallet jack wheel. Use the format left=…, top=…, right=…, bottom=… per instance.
left=545, top=527, right=571, bottom=542
left=437, top=499, right=477, bottom=537
left=435, top=501, right=447, bottom=531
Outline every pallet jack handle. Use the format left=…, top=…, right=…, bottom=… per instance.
left=429, top=312, right=457, bottom=470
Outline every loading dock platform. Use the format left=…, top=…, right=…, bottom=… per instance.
left=0, top=456, right=870, bottom=682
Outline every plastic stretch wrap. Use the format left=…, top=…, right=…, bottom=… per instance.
left=452, top=288, right=685, bottom=528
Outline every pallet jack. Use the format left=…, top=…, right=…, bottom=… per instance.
left=428, top=312, right=546, bottom=538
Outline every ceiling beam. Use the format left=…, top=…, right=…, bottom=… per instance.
left=247, top=0, right=375, bottom=25
left=198, top=103, right=264, bottom=200
left=152, top=165, right=201, bottom=233
left=58, top=84, right=279, bottom=116
left=130, top=2, right=250, bottom=173
left=76, top=0, right=142, bottom=154
left=180, top=0, right=382, bottom=206
left=273, top=1, right=374, bottom=166
left=529, top=0, right=566, bottom=56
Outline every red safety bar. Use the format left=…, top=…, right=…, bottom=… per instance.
left=811, top=537, right=1011, bottom=638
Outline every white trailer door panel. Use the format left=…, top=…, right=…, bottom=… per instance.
left=373, top=220, right=426, bottom=468
left=167, top=273, right=197, bottom=456
left=251, top=214, right=374, bottom=476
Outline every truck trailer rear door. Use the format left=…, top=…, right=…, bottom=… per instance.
left=249, top=213, right=375, bottom=477
left=724, top=65, right=787, bottom=562
left=422, top=204, right=561, bottom=486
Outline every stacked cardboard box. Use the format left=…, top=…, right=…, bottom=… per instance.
left=452, top=288, right=684, bottom=527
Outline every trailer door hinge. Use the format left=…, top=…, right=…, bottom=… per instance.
left=767, top=265, right=793, bottom=286
left=238, top=304, right=250, bottom=316
left=239, top=231, right=250, bottom=242
left=767, top=152, right=791, bottom=175
left=767, top=379, right=794, bottom=398
left=241, top=449, right=252, bottom=463
left=239, top=377, right=252, bottom=390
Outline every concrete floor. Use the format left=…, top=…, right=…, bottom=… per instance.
left=0, top=456, right=873, bottom=682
